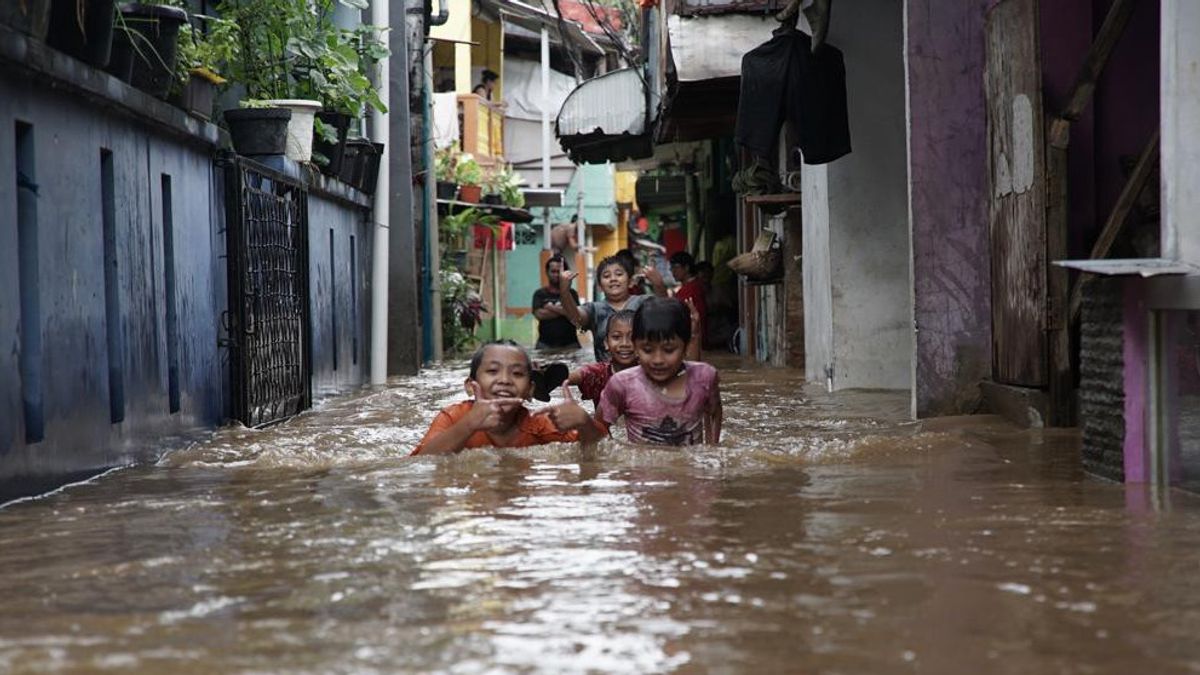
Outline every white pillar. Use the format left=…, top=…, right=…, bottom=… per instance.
left=369, top=0, right=390, bottom=384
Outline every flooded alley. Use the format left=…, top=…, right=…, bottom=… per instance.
left=3, top=357, right=1200, bottom=673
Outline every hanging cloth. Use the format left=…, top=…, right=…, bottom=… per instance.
left=734, top=29, right=851, bottom=166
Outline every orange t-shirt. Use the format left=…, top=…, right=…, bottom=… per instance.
left=411, top=400, right=580, bottom=455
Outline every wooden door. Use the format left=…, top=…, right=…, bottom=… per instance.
left=986, top=0, right=1047, bottom=387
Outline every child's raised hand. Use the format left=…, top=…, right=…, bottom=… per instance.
left=534, top=384, right=591, bottom=431
left=685, top=297, right=701, bottom=333
left=642, top=265, right=663, bottom=285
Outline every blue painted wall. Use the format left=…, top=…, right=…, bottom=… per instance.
left=0, top=49, right=377, bottom=495
left=0, top=79, right=226, bottom=483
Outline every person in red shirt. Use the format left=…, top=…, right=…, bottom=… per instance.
left=412, top=340, right=602, bottom=455
left=669, top=252, right=707, bottom=346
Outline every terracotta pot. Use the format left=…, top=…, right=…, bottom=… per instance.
left=458, top=184, right=482, bottom=204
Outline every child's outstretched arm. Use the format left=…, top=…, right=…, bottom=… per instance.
left=643, top=265, right=669, bottom=297
left=557, top=270, right=589, bottom=328
left=704, top=375, right=723, bottom=444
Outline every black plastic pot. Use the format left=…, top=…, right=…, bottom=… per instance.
left=436, top=181, right=457, bottom=200
left=224, top=108, right=291, bottom=156
left=0, top=0, right=51, bottom=39
left=313, top=111, right=351, bottom=178
left=339, top=138, right=373, bottom=188
left=119, top=2, right=187, bottom=98
left=47, top=0, right=115, bottom=67
left=481, top=194, right=502, bottom=205
left=106, top=22, right=133, bottom=81
left=356, top=141, right=384, bottom=195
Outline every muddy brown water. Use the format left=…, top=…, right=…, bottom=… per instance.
left=3, top=354, right=1200, bottom=674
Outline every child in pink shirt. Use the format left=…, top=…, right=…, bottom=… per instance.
left=596, top=298, right=722, bottom=445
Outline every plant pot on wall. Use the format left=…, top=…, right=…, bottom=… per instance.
left=436, top=181, right=457, bottom=200
left=178, top=68, right=222, bottom=120
left=0, top=0, right=51, bottom=39
left=356, top=141, right=384, bottom=195
left=458, top=184, right=482, bottom=204
left=120, top=2, right=188, bottom=99
left=224, top=107, right=291, bottom=156
left=313, top=111, right=351, bottom=177
left=261, top=99, right=321, bottom=163
left=47, top=0, right=115, bottom=67
left=338, top=138, right=370, bottom=188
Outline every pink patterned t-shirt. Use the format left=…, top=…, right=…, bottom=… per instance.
left=597, top=361, right=720, bottom=446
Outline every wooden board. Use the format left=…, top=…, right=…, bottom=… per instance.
left=986, top=0, right=1047, bottom=387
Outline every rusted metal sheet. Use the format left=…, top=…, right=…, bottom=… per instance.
left=986, top=0, right=1047, bottom=387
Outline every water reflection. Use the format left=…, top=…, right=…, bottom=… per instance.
left=2, top=355, right=1200, bottom=672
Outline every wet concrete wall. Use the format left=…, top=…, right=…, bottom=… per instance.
left=0, top=68, right=226, bottom=490
left=802, top=0, right=912, bottom=391
left=0, top=28, right=381, bottom=498
left=309, top=194, right=373, bottom=399
left=905, top=0, right=993, bottom=416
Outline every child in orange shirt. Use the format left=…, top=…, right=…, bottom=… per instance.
left=412, top=340, right=602, bottom=455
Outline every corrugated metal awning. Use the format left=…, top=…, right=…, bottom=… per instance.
left=556, top=67, right=653, bottom=164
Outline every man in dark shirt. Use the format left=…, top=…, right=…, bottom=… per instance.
left=532, top=255, right=581, bottom=349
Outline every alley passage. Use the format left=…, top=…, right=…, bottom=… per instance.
left=2, top=356, right=1200, bottom=673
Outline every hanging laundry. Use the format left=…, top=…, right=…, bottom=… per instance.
left=734, top=29, right=851, bottom=166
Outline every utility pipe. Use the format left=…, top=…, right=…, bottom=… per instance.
left=540, top=25, right=552, bottom=251
left=369, top=0, right=390, bottom=385
left=425, top=43, right=443, bottom=361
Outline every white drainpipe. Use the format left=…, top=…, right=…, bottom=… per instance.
left=369, top=0, right=390, bottom=385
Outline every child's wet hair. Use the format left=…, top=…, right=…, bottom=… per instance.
left=632, top=297, right=691, bottom=344
left=468, top=339, right=532, bottom=379
left=598, top=255, right=633, bottom=277
left=608, top=309, right=636, bottom=330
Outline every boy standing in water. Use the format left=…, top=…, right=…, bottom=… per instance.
left=597, top=298, right=722, bottom=446
left=412, top=341, right=602, bottom=455
left=558, top=255, right=666, bottom=362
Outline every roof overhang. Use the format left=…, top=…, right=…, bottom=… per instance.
left=483, top=0, right=604, bottom=56
left=556, top=67, right=653, bottom=164
left=656, top=14, right=776, bottom=143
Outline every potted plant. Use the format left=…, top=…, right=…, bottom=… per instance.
left=46, top=0, right=116, bottom=66
left=172, top=13, right=236, bottom=120
left=455, top=154, right=483, bottom=204
left=296, top=21, right=389, bottom=177
left=493, top=163, right=526, bottom=208
left=215, top=0, right=320, bottom=162
left=115, top=1, right=189, bottom=99
left=224, top=101, right=291, bottom=156
left=434, top=146, right=458, bottom=200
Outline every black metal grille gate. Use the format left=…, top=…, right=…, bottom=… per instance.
left=221, top=152, right=312, bottom=427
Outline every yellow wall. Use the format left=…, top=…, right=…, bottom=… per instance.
left=470, top=17, right=504, bottom=99
left=430, top=0, right=473, bottom=92
left=614, top=170, right=638, bottom=205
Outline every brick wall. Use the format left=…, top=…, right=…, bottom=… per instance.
left=1079, top=278, right=1125, bottom=481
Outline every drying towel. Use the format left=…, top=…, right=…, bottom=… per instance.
left=432, top=92, right=460, bottom=150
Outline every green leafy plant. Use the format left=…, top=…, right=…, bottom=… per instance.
left=289, top=18, right=390, bottom=115
left=174, top=13, right=238, bottom=87
left=486, top=163, right=526, bottom=207
left=440, top=269, right=485, bottom=356
left=454, top=153, right=483, bottom=187
left=434, top=146, right=457, bottom=182
left=440, top=207, right=498, bottom=251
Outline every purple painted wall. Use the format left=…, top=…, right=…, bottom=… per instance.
left=907, top=0, right=994, bottom=417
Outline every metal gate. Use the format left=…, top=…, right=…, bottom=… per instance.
left=221, top=153, right=312, bottom=427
